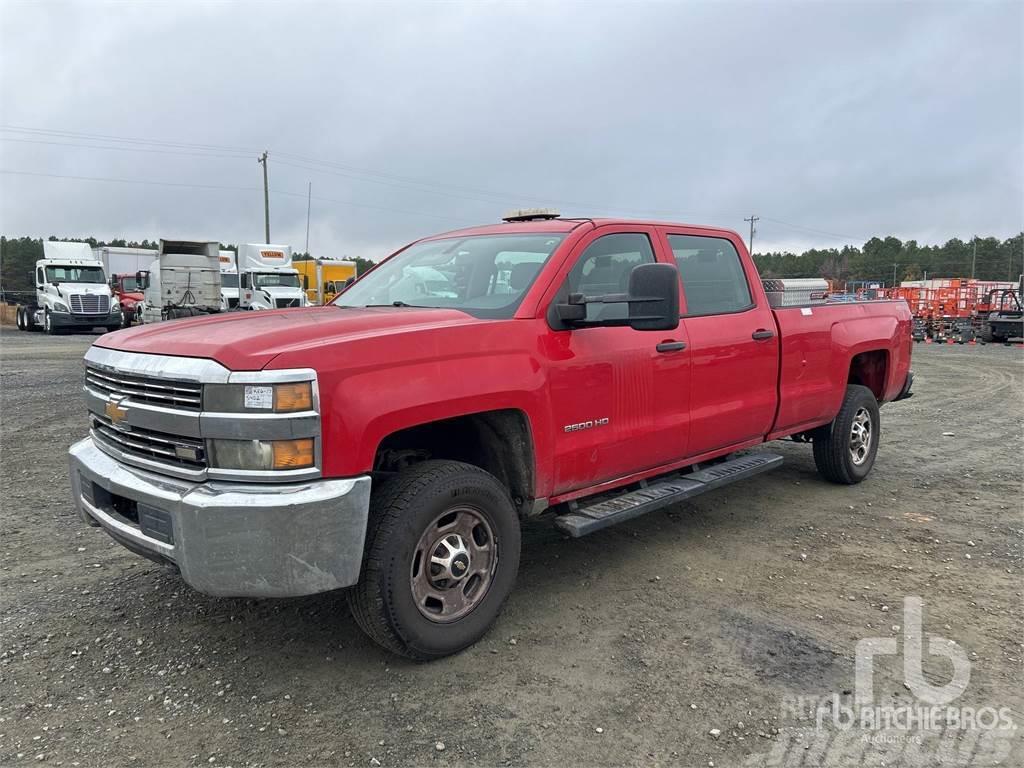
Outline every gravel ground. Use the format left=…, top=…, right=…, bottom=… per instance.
left=1, top=327, right=1021, bottom=767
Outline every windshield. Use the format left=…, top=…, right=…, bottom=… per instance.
left=220, top=273, right=239, bottom=289
left=119, top=276, right=142, bottom=292
left=254, top=272, right=300, bottom=289
left=46, top=265, right=105, bottom=284
left=334, top=233, right=565, bottom=317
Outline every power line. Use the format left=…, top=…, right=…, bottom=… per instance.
left=2, top=124, right=709, bottom=220
left=0, top=169, right=472, bottom=224
left=0, top=125, right=263, bottom=154
left=0, top=136, right=253, bottom=160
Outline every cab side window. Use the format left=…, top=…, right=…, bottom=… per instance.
left=36, top=267, right=44, bottom=285
left=565, top=233, right=655, bottom=321
left=668, top=234, right=752, bottom=316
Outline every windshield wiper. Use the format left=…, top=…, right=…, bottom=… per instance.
left=364, top=301, right=426, bottom=308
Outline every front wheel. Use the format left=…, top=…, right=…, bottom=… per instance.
left=812, top=384, right=880, bottom=484
left=43, top=309, right=58, bottom=335
left=348, top=460, right=521, bottom=660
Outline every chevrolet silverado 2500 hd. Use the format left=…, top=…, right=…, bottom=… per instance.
left=69, top=214, right=913, bottom=659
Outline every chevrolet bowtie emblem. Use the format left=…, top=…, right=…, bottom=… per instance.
left=105, top=398, right=128, bottom=425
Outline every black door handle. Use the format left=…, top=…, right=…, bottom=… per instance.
left=752, top=329, right=775, bottom=340
left=656, top=341, right=687, bottom=353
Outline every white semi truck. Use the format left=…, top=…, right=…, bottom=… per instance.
left=136, top=240, right=223, bottom=324
left=218, top=250, right=240, bottom=310
left=14, top=242, right=121, bottom=334
left=236, top=243, right=307, bottom=310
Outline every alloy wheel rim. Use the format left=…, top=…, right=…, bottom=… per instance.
left=849, top=407, right=873, bottom=465
left=410, top=506, right=497, bottom=623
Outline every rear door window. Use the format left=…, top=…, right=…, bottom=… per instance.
left=667, top=234, right=752, bottom=316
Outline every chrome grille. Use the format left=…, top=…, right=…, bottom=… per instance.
left=70, top=294, right=110, bottom=314
left=85, top=363, right=203, bottom=410
left=91, top=414, right=206, bottom=469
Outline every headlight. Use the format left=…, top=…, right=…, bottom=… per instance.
left=204, top=381, right=313, bottom=412
left=53, top=301, right=69, bottom=312
left=208, top=438, right=314, bottom=470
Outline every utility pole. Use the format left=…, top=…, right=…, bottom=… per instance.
left=257, top=151, right=270, bottom=243
left=743, top=215, right=759, bottom=255
left=971, top=235, right=977, bottom=279
left=304, top=181, right=312, bottom=256
left=892, top=262, right=899, bottom=287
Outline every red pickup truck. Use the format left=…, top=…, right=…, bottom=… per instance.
left=69, top=214, right=913, bottom=659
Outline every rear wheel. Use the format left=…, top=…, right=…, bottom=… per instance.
left=348, top=460, right=521, bottom=660
left=812, top=385, right=880, bottom=484
left=15, top=307, right=24, bottom=331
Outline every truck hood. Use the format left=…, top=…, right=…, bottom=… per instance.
left=94, top=305, right=482, bottom=370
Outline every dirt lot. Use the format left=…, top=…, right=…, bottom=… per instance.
left=1, top=327, right=1021, bottom=767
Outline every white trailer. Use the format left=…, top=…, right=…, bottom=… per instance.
left=137, top=240, right=222, bottom=324
left=236, top=243, right=306, bottom=310
left=93, top=246, right=158, bottom=277
left=14, top=242, right=121, bottom=335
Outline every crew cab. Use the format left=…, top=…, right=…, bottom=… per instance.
left=69, top=215, right=913, bottom=659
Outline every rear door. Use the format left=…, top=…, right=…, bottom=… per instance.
left=541, top=226, right=691, bottom=494
left=659, top=229, right=779, bottom=457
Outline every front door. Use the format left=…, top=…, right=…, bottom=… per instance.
left=541, top=228, right=692, bottom=495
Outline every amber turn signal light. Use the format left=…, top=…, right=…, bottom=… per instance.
left=272, top=438, right=315, bottom=469
left=273, top=382, right=313, bottom=412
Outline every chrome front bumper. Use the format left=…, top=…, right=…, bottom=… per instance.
left=69, top=437, right=371, bottom=598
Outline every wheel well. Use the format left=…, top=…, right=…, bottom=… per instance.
left=848, top=350, right=888, bottom=399
left=373, top=409, right=535, bottom=515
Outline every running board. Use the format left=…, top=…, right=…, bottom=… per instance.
left=553, top=453, right=783, bottom=538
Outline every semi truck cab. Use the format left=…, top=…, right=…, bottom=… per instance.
left=218, top=250, right=240, bottom=310
left=237, top=244, right=307, bottom=310
left=15, top=242, right=121, bottom=334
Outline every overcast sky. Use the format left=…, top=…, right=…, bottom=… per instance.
left=1, top=1, right=1021, bottom=260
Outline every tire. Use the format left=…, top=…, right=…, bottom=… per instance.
left=812, top=384, right=880, bottom=485
left=43, top=309, right=58, bottom=335
left=348, top=460, right=521, bottom=660
left=15, top=307, right=24, bottom=331
left=981, top=325, right=994, bottom=343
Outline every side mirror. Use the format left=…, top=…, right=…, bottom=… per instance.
left=302, top=275, right=309, bottom=291
left=136, top=270, right=150, bottom=290
left=627, top=263, right=680, bottom=331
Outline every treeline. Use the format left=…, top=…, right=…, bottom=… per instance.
left=754, top=234, right=1023, bottom=286
left=0, top=236, right=375, bottom=294
left=3, top=233, right=1021, bottom=296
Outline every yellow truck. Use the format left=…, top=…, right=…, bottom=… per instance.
left=295, top=258, right=358, bottom=305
